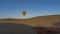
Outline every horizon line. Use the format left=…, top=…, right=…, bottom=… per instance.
left=0, top=14, right=60, bottom=19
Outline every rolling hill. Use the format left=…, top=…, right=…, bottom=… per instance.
left=0, top=14, right=60, bottom=27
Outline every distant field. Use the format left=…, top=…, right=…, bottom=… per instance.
left=0, top=14, right=60, bottom=27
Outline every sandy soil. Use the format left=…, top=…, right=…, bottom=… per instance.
left=0, top=14, right=60, bottom=27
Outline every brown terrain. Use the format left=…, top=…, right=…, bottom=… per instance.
left=0, top=14, right=60, bottom=34
left=0, top=14, right=60, bottom=27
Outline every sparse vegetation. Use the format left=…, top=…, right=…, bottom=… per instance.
left=53, top=21, right=60, bottom=28
left=33, top=25, right=60, bottom=34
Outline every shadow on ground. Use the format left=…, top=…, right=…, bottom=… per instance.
left=0, top=22, right=60, bottom=34
left=0, top=23, right=37, bottom=34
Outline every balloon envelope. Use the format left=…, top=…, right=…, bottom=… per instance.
left=22, top=10, right=26, bottom=16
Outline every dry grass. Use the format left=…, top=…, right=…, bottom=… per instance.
left=0, top=14, right=60, bottom=27
left=33, top=26, right=60, bottom=34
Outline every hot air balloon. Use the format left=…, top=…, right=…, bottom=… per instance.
left=22, top=10, right=26, bottom=16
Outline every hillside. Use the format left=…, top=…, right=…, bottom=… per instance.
left=0, top=14, right=60, bottom=27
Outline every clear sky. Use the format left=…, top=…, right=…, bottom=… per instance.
left=0, top=0, right=60, bottom=19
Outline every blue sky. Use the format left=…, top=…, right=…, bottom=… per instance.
left=0, top=0, right=60, bottom=19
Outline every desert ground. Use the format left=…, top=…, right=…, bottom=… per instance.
left=0, top=14, right=60, bottom=27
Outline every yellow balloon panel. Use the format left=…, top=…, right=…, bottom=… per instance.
left=22, top=10, right=26, bottom=16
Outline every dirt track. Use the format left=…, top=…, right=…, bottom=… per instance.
left=0, top=23, right=37, bottom=34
